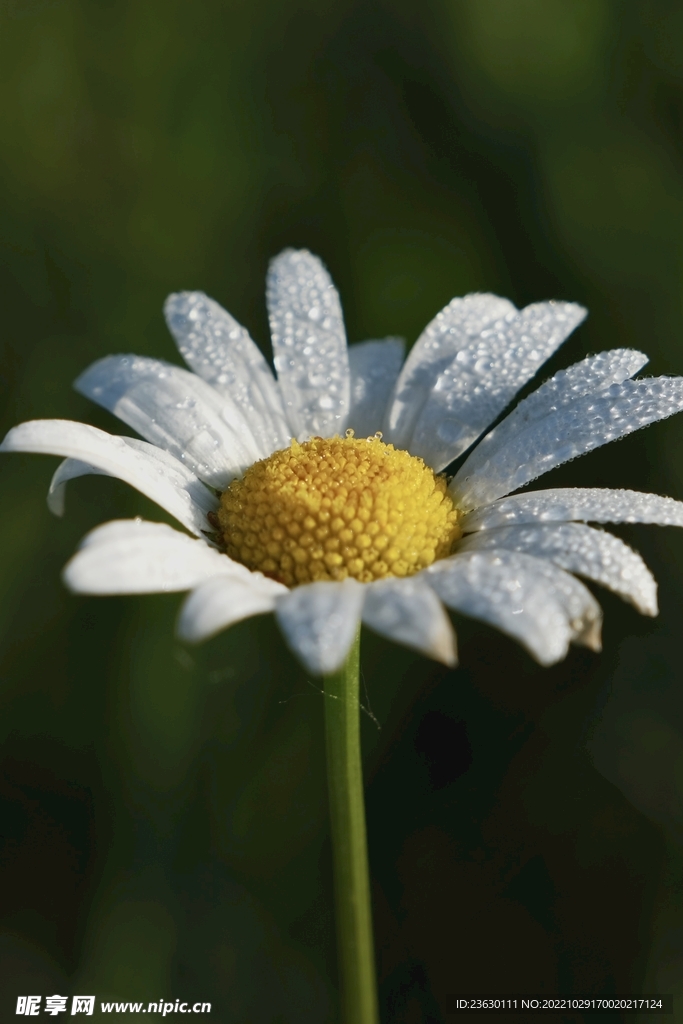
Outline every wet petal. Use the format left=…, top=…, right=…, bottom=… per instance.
left=387, top=293, right=585, bottom=456
left=409, top=302, right=589, bottom=470
left=425, top=549, right=602, bottom=665
left=462, top=487, right=683, bottom=533
left=0, top=419, right=217, bottom=537
left=164, top=290, right=291, bottom=456
left=362, top=576, right=457, bottom=665
left=348, top=338, right=404, bottom=438
left=452, top=377, right=683, bottom=510
left=458, top=522, right=657, bottom=615
left=267, top=249, right=350, bottom=438
left=275, top=578, right=364, bottom=675
left=385, top=294, right=515, bottom=449
left=75, top=355, right=260, bottom=488
left=177, top=572, right=287, bottom=643
left=63, top=519, right=246, bottom=594
left=469, top=349, right=648, bottom=465
left=452, top=348, right=647, bottom=490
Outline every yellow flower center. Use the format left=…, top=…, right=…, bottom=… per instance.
left=218, top=432, right=461, bottom=587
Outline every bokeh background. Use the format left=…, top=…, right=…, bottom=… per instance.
left=2, top=0, right=683, bottom=1020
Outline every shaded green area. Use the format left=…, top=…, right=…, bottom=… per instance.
left=1, top=0, right=683, bottom=1019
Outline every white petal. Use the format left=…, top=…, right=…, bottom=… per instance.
left=386, top=293, right=585, bottom=455
left=75, top=355, right=261, bottom=488
left=454, top=348, right=647, bottom=484
left=482, top=347, right=644, bottom=443
left=457, top=522, right=657, bottom=615
left=267, top=249, right=350, bottom=438
left=275, top=578, right=364, bottom=675
left=63, top=519, right=247, bottom=594
left=461, top=487, right=683, bottom=532
left=177, top=573, right=287, bottom=643
left=348, top=338, right=404, bottom=438
left=452, top=377, right=683, bottom=510
left=164, top=291, right=291, bottom=456
left=48, top=458, right=109, bottom=515
left=0, top=419, right=217, bottom=537
left=362, top=576, right=457, bottom=665
left=409, top=301, right=589, bottom=471
left=385, top=294, right=515, bottom=449
left=425, top=549, right=602, bottom=665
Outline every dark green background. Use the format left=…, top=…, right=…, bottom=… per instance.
left=2, top=1, right=683, bottom=1020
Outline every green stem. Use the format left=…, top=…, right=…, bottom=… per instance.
left=324, top=629, right=379, bottom=1024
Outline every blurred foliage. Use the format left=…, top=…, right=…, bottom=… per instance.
left=2, top=0, right=683, bottom=1020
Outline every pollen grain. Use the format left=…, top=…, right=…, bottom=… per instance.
left=218, top=434, right=461, bottom=587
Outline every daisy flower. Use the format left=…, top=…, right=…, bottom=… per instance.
left=4, top=247, right=683, bottom=675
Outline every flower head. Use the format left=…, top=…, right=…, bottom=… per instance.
left=4, top=248, right=683, bottom=674
left=219, top=432, right=461, bottom=585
